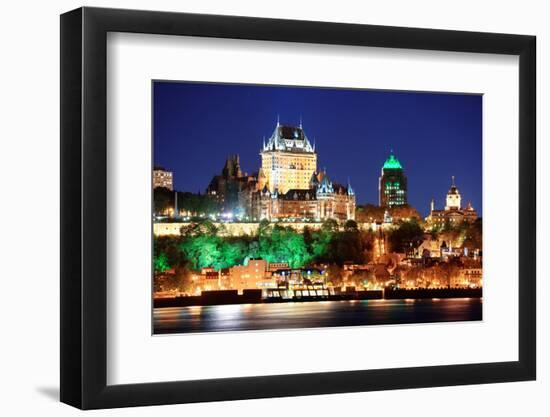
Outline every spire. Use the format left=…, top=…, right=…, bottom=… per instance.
left=299, top=115, right=303, bottom=128
left=262, top=135, right=266, bottom=150
left=451, top=175, right=455, bottom=187
left=347, top=177, right=355, bottom=196
left=313, top=137, right=316, bottom=152
left=317, top=170, right=333, bottom=194
left=276, top=114, right=280, bottom=127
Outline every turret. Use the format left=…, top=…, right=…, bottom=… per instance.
left=347, top=179, right=355, bottom=196
left=445, top=176, right=461, bottom=210
left=317, top=171, right=334, bottom=195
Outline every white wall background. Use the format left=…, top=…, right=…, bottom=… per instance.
left=0, top=0, right=546, bottom=415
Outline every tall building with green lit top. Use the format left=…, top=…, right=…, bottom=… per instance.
left=379, top=152, right=407, bottom=207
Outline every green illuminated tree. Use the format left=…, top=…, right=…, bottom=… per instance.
left=281, top=232, right=310, bottom=268
left=198, top=239, right=221, bottom=269
left=154, top=235, right=185, bottom=268
left=216, top=239, right=246, bottom=269
left=179, top=234, right=221, bottom=270
left=311, top=229, right=332, bottom=259
left=256, top=225, right=311, bottom=268
left=154, top=252, right=170, bottom=273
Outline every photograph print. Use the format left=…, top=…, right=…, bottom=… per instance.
left=152, top=81, right=482, bottom=335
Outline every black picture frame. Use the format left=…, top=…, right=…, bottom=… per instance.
left=60, top=6, right=536, bottom=410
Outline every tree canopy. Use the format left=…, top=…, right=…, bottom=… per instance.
left=153, top=188, right=220, bottom=216
left=153, top=218, right=376, bottom=273
left=388, top=219, right=424, bottom=253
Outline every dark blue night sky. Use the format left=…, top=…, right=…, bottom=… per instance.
left=153, top=82, right=482, bottom=217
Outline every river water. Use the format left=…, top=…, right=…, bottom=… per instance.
left=153, top=298, right=482, bottom=334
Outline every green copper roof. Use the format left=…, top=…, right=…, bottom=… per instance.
left=383, top=153, right=402, bottom=170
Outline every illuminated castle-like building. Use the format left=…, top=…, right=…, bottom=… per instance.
left=259, top=120, right=317, bottom=194
left=425, top=176, right=478, bottom=228
left=236, top=120, right=356, bottom=222
left=379, top=151, right=407, bottom=207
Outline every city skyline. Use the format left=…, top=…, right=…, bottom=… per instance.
left=154, top=81, right=482, bottom=216
left=153, top=81, right=483, bottom=332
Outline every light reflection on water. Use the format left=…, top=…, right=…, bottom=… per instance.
left=154, top=298, right=482, bottom=334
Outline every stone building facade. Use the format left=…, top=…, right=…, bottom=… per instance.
left=206, top=155, right=256, bottom=212
left=237, top=121, right=356, bottom=222
left=425, top=176, right=478, bottom=228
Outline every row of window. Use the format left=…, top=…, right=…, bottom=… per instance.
left=263, top=156, right=315, bottom=164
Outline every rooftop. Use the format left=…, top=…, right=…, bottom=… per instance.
left=382, top=153, right=403, bottom=170
left=263, top=121, right=315, bottom=153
